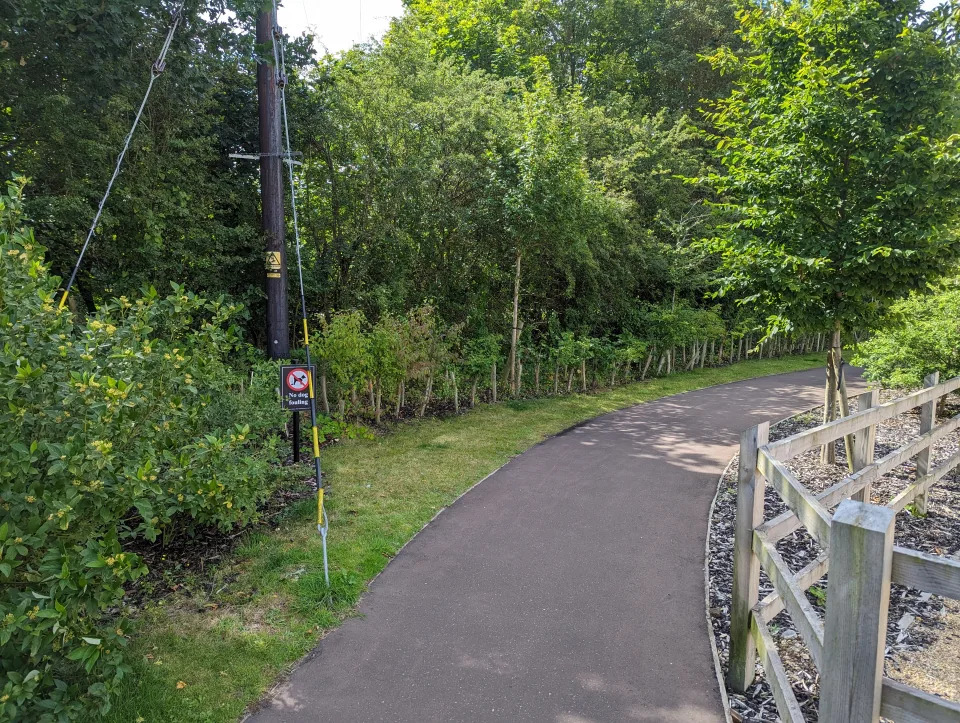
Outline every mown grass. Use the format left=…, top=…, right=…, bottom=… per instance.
left=102, top=354, right=824, bottom=723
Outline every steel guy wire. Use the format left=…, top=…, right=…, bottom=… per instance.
left=60, top=1, right=186, bottom=309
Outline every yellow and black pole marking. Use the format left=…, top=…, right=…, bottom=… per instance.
left=302, top=318, right=329, bottom=586
left=271, top=2, right=329, bottom=588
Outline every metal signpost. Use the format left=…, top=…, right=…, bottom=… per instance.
left=280, top=364, right=315, bottom=462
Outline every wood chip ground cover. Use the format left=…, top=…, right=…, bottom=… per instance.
left=708, top=391, right=960, bottom=722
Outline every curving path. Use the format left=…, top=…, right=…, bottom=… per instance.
left=251, top=367, right=860, bottom=723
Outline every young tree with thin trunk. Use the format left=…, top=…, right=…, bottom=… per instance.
left=701, top=0, right=960, bottom=469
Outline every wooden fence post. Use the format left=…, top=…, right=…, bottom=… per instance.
left=727, top=421, right=770, bottom=692
left=820, top=500, right=895, bottom=723
left=916, top=371, right=939, bottom=515
left=852, top=389, right=879, bottom=503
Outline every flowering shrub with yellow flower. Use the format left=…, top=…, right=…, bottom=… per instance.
left=0, top=179, right=286, bottom=720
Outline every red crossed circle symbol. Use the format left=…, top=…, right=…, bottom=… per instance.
left=286, top=368, right=309, bottom=392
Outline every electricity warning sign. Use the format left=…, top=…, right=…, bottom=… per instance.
left=266, top=251, right=282, bottom=279
left=280, top=364, right=315, bottom=411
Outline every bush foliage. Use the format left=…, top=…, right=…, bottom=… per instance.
left=307, top=301, right=818, bottom=422
left=0, top=180, right=286, bottom=721
left=854, top=284, right=960, bottom=388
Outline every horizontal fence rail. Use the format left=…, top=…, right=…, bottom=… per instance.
left=726, top=372, right=960, bottom=723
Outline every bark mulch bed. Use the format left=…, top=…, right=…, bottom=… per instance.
left=708, top=392, right=960, bottom=722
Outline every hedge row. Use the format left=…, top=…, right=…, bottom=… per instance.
left=306, top=306, right=830, bottom=423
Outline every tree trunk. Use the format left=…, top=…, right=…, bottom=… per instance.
left=657, top=353, right=666, bottom=375
left=534, top=362, right=540, bottom=394
left=554, top=363, right=560, bottom=395
left=395, top=380, right=403, bottom=419
left=491, top=362, right=497, bottom=403
left=820, top=333, right=840, bottom=463
left=451, top=370, right=459, bottom=413
left=419, top=373, right=433, bottom=417
left=471, top=379, right=477, bottom=408
left=321, top=372, right=330, bottom=415
left=375, top=381, right=382, bottom=425
left=642, top=351, right=653, bottom=380
left=580, top=359, right=587, bottom=392
left=368, top=379, right=375, bottom=411
left=516, top=360, right=523, bottom=395
left=566, top=367, right=574, bottom=393
left=507, top=251, right=521, bottom=395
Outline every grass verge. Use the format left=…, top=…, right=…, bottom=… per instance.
left=102, top=354, right=824, bottom=723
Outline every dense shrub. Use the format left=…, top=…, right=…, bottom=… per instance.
left=854, top=284, right=960, bottom=388
left=300, top=297, right=821, bottom=422
left=0, top=180, right=286, bottom=720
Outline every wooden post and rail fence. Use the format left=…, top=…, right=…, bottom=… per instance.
left=728, top=372, right=960, bottom=722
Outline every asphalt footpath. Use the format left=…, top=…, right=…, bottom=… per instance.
left=250, top=367, right=860, bottom=723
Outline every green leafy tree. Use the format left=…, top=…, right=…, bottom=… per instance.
left=369, top=315, right=405, bottom=423
left=314, top=310, right=372, bottom=417
left=403, top=0, right=738, bottom=108
left=700, top=0, right=960, bottom=457
left=460, top=334, right=501, bottom=406
left=702, top=0, right=960, bottom=341
left=1, top=0, right=310, bottom=335
left=0, top=179, right=284, bottom=720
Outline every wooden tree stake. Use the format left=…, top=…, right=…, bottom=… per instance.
left=916, top=371, right=939, bottom=514
left=851, top=389, right=879, bottom=502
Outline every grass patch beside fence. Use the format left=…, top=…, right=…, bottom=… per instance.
left=102, top=354, right=825, bottom=723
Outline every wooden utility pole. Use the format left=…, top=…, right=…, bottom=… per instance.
left=257, top=4, right=289, bottom=359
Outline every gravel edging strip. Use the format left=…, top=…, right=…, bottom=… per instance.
left=707, top=393, right=960, bottom=722
left=706, top=452, right=738, bottom=723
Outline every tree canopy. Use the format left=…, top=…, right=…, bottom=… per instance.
left=701, top=0, right=960, bottom=336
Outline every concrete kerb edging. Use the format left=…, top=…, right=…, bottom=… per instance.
left=704, top=401, right=825, bottom=723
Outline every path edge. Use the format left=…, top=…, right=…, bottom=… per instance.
left=241, top=461, right=512, bottom=721
left=705, top=401, right=825, bottom=723
left=705, top=453, right=736, bottom=723
left=246, top=364, right=824, bottom=720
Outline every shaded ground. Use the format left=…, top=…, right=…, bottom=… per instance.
left=250, top=368, right=842, bottom=723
